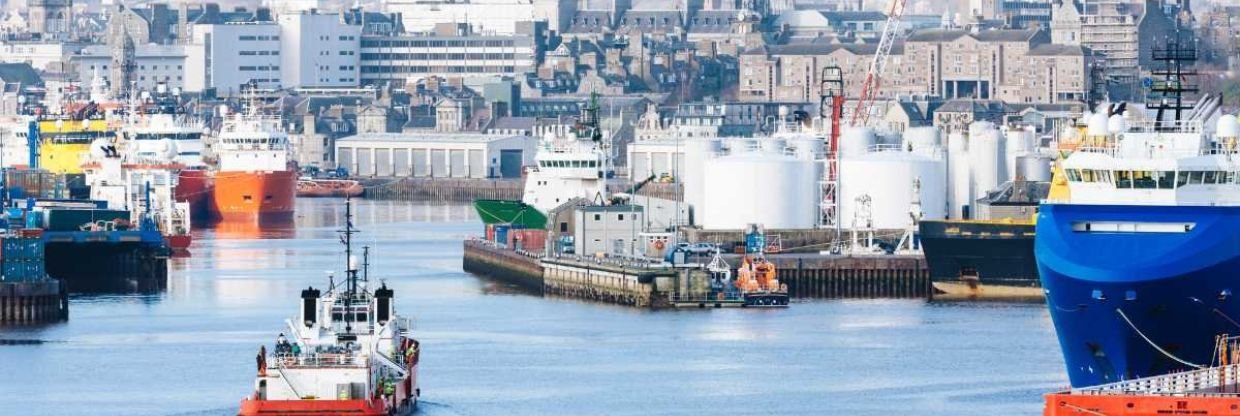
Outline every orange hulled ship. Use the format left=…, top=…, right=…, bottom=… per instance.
left=209, top=107, right=296, bottom=223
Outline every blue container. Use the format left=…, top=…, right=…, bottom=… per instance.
left=2, top=239, right=22, bottom=259
left=24, top=211, right=41, bottom=229
left=745, top=232, right=766, bottom=254
left=23, top=262, right=42, bottom=279
left=30, top=240, right=44, bottom=258
left=3, top=261, right=24, bottom=281
left=493, top=225, right=510, bottom=245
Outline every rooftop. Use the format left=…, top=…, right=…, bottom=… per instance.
left=338, top=132, right=527, bottom=144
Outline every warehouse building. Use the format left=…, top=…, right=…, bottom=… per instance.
left=335, top=133, right=535, bottom=178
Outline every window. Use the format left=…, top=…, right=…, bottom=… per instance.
left=1132, top=171, right=1156, bottom=189
left=1115, top=170, right=1132, bottom=188
left=594, top=214, right=601, bottom=221
left=1203, top=171, right=1219, bottom=184
left=1190, top=171, right=1205, bottom=184
left=618, top=214, right=625, bottom=221
left=1154, top=171, right=1173, bottom=189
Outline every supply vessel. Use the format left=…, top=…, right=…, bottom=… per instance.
left=209, top=100, right=296, bottom=223
left=239, top=199, right=419, bottom=415
left=1036, top=39, right=1240, bottom=388
left=473, top=95, right=612, bottom=230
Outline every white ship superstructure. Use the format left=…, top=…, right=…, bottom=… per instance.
left=521, top=99, right=613, bottom=213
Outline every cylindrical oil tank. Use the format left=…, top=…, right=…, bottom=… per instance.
left=683, top=137, right=723, bottom=222
left=701, top=153, right=818, bottom=229
left=946, top=132, right=971, bottom=219
left=840, top=127, right=876, bottom=157
left=968, top=122, right=1005, bottom=204
left=839, top=151, right=947, bottom=230
left=904, top=127, right=942, bottom=158
left=787, top=135, right=825, bottom=161
left=1004, top=126, right=1034, bottom=180
left=760, top=137, right=788, bottom=154
left=1016, top=154, right=1053, bottom=182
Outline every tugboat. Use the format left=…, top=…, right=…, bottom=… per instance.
left=238, top=198, right=420, bottom=415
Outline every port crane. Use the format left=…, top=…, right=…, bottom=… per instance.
left=850, top=0, right=908, bottom=127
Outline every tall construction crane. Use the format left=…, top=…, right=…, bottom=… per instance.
left=850, top=0, right=908, bottom=127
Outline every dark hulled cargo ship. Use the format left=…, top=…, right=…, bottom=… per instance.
left=921, top=180, right=1047, bottom=300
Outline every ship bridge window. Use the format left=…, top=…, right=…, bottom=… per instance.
left=1153, top=171, right=1173, bottom=189
left=1188, top=171, right=1205, bottom=185
left=1203, top=171, right=1219, bottom=184
left=1114, top=171, right=1132, bottom=188
left=1066, top=169, right=1080, bottom=182
left=1132, top=171, right=1156, bottom=189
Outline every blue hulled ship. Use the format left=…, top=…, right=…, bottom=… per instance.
left=1036, top=35, right=1240, bottom=387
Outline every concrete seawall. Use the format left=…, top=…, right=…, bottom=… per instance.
left=464, top=240, right=931, bottom=308
left=0, top=280, right=68, bottom=325
left=462, top=239, right=543, bottom=292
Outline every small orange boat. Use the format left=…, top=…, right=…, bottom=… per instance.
left=297, top=179, right=364, bottom=198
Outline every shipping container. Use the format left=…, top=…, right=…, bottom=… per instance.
left=494, top=225, right=510, bottom=247
left=44, top=209, right=130, bottom=231
left=511, top=229, right=547, bottom=253
left=3, top=261, right=24, bottom=281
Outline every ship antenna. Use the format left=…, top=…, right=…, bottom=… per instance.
left=362, top=245, right=370, bottom=286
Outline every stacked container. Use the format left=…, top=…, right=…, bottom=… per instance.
left=0, top=236, right=47, bottom=282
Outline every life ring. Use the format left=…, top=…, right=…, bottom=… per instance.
left=654, top=240, right=666, bottom=250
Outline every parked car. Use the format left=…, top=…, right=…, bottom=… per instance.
left=687, top=242, right=717, bottom=255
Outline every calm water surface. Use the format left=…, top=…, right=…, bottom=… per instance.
left=0, top=198, right=1067, bottom=415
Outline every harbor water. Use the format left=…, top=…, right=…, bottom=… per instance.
left=0, top=199, right=1067, bottom=415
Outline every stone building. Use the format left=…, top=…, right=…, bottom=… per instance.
left=738, top=27, right=1094, bottom=105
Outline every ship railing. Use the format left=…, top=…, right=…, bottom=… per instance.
left=267, top=352, right=364, bottom=369
left=1125, top=119, right=1204, bottom=133
left=1070, top=363, right=1240, bottom=397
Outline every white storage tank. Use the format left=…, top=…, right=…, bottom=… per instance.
left=839, top=150, right=947, bottom=230
left=701, top=152, right=818, bottom=229
left=947, top=132, right=971, bottom=219
left=760, top=137, right=788, bottom=154
left=1015, top=154, right=1053, bottom=182
left=683, top=137, right=723, bottom=222
left=968, top=121, right=1006, bottom=207
left=904, top=127, right=941, bottom=154
left=840, top=127, right=876, bottom=157
left=1004, top=126, right=1035, bottom=180
left=787, top=135, right=826, bottom=161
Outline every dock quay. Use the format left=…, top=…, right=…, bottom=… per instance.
left=0, top=233, right=66, bottom=325
left=362, top=177, right=682, bottom=202
left=463, top=239, right=930, bottom=307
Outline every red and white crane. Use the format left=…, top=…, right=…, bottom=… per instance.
left=849, top=0, right=909, bottom=127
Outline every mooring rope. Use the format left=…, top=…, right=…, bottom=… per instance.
left=1116, top=307, right=1204, bottom=369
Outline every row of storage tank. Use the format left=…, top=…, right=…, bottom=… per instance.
left=680, top=122, right=1055, bottom=230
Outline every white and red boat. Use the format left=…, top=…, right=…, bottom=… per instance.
left=239, top=199, right=420, bottom=415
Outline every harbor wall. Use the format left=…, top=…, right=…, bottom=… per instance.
left=541, top=258, right=663, bottom=308
left=687, top=228, right=909, bottom=253
left=45, top=243, right=168, bottom=292
left=364, top=178, right=682, bottom=202
left=0, top=280, right=67, bottom=325
left=464, top=240, right=930, bottom=307
left=751, top=255, right=931, bottom=299
left=462, top=239, right=544, bottom=292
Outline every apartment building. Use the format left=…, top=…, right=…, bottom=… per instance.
left=279, top=11, right=363, bottom=88
left=192, top=22, right=283, bottom=94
